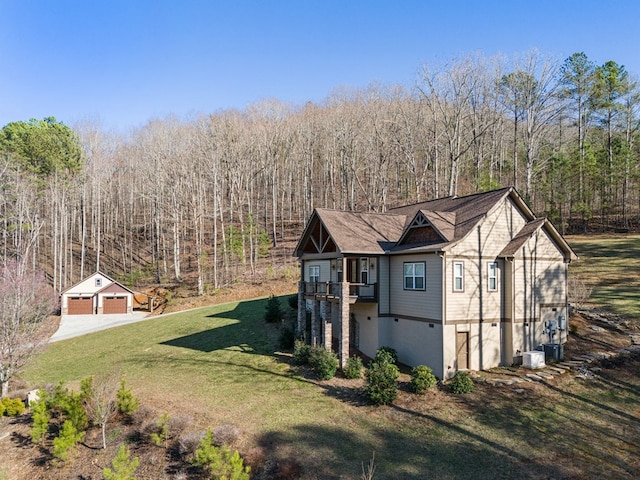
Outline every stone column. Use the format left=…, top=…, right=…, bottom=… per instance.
left=297, top=281, right=306, bottom=339
left=339, top=281, right=350, bottom=368
left=323, top=301, right=333, bottom=351
left=311, top=300, right=320, bottom=347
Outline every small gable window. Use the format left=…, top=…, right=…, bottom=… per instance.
left=95, top=278, right=102, bottom=287
left=453, top=262, right=464, bottom=292
left=309, top=265, right=320, bottom=283
left=488, top=262, right=498, bottom=291
left=404, top=262, right=425, bottom=290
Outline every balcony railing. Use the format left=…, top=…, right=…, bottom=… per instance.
left=303, top=282, right=378, bottom=302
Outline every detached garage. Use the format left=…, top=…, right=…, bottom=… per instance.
left=61, top=271, right=135, bottom=315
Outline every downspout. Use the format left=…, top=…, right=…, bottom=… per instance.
left=440, top=251, right=447, bottom=379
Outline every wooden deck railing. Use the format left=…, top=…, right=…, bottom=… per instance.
left=303, top=282, right=378, bottom=302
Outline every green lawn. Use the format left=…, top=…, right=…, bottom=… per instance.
left=22, top=295, right=640, bottom=479
left=568, top=234, right=640, bottom=318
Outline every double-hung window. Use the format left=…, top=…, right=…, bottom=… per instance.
left=404, top=262, right=425, bottom=290
left=453, top=262, right=464, bottom=292
left=488, top=262, right=498, bottom=291
left=309, top=265, right=320, bottom=283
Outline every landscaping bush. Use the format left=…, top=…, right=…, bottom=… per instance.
left=449, top=371, right=474, bottom=394
left=309, top=347, right=339, bottom=380
left=409, top=365, right=438, bottom=394
left=279, top=324, right=295, bottom=350
left=365, top=351, right=400, bottom=405
left=287, top=294, right=298, bottom=310
left=375, top=346, right=398, bottom=365
left=264, top=295, right=283, bottom=323
left=343, top=356, right=364, bottom=379
left=292, top=340, right=311, bottom=365
left=1, top=397, right=25, bottom=416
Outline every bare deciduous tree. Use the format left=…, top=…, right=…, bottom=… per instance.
left=84, top=372, right=120, bottom=449
left=0, top=261, right=58, bottom=397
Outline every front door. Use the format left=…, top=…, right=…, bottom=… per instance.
left=456, top=331, right=469, bottom=370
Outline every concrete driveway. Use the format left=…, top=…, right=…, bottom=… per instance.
left=50, top=312, right=152, bottom=342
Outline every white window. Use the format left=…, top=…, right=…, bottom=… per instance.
left=360, top=257, right=369, bottom=284
left=95, top=278, right=102, bottom=287
left=488, top=262, right=498, bottom=291
left=309, top=265, right=320, bottom=283
left=453, top=262, right=464, bottom=292
left=404, top=262, right=425, bottom=290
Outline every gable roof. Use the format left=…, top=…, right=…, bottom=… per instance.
left=61, top=271, right=134, bottom=295
left=293, top=208, right=406, bottom=256
left=294, top=187, right=574, bottom=261
left=500, top=218, right=577, bottom=261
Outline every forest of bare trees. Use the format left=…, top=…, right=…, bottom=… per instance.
left=1, top=51, right=639, bottom=295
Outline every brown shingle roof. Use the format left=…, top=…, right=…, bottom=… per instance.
left=294, top=187, right=576, bottom=260
left=499, top=218, right=547, bottom=257
left=313, top=208, right=406, bottom=254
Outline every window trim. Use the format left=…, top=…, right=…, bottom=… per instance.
left=487, top=261, right=498, bottom=291
left=453, top=261, right=464, bottom=292
left=403, top=261, right=426, bottom=291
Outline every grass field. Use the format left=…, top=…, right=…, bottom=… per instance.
left=567, top=234, right=640, bottom=317
left=19, top=290, right=640, bottom=479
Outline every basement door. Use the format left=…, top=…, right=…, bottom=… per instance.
left=456, top=331, right=469, bottom=370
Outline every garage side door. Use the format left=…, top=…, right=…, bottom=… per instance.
left=103, top=296, right=127, bottom=314
left=68, top=297, right=93, bottom=315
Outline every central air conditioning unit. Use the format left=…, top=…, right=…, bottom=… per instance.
left=523, top=350, right=546, bottom=369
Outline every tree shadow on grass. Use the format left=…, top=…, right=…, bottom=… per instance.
left=255, top=418, right=572, bottom=480
left=158, top=297, right=295, bottom=356
left=456, top=379, right=640, bottom=479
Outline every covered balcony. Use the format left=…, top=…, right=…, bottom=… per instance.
left=302, top=281, right=378, bottom=303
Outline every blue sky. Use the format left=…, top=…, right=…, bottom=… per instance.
left=1, top=0, right=639, bottom=131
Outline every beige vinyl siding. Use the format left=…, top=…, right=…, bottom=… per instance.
left=510, top=228, right=568, bottom=352
left=303, top=260, right=331, bottom=282
left=444, top=257, right=503, bottom=323
left=379, top=317, right=444, bottom=378
left=378, top=256, right=391, bottom=315
left=452, top=197, right=529, bottom=258
left=389, top=254, right=442, bottom=321
left=513, top=230, right=566, bottom=323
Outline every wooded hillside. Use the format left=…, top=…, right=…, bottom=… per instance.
left=1, top=51, right=638, bottom=294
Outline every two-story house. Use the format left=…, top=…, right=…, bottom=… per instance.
left=293, top=187, right=576, bottom=379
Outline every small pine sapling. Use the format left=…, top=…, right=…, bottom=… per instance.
left=52, top=420, right=85, bottom=461
left=150, top=412, right=170, bottom=447
left=117, top=378, right=139, bottom=415
left=30, top=391, right=50, bottom=444
left=192, top=429, right=250, bottom=480
left=103, top=444, right=140, bottom=480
